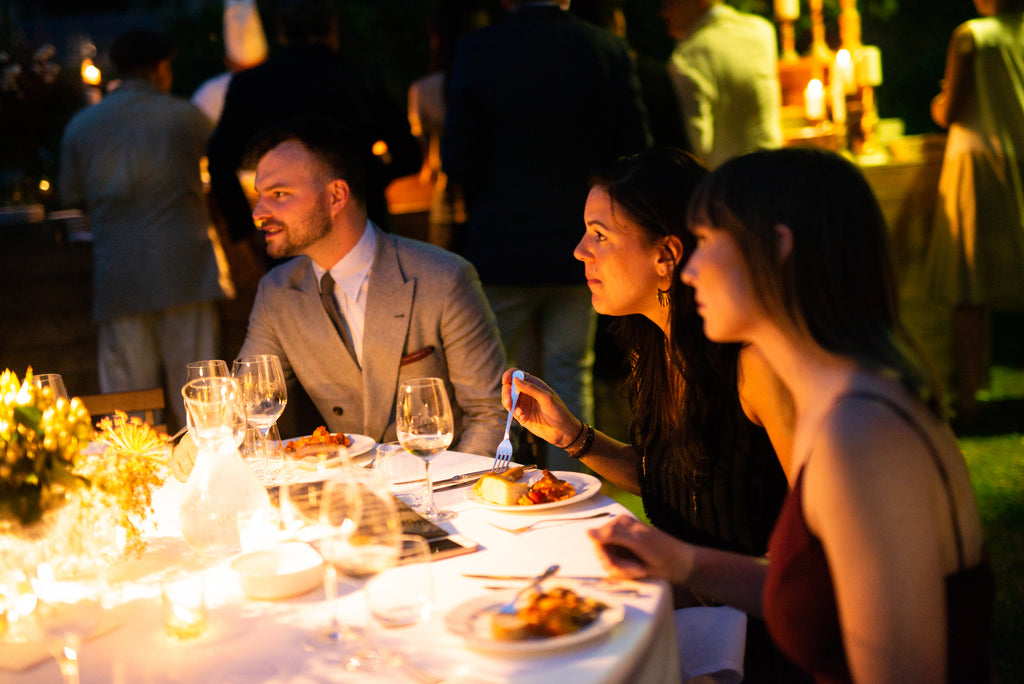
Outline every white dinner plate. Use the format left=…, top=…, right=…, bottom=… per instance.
left=444, top=589, right=624, bottom=656
left=283, top=433, right=375, bottom=469
left=465, top=471, right=602, bottom=512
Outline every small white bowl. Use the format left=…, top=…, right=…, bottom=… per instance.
left=231, top=542, right=324, bottom=600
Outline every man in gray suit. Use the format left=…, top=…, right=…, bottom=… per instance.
left=238, top=117, right=506, bottom=455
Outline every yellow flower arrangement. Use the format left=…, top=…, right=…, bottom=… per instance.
left=1, top=369, right=170, bottom=558
left=0, top=369, right=92, bottom=526
left=77, top=411, right=170, bottom=557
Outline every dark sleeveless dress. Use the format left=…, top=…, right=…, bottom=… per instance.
left=639, top=414, right=810, bottom=684
left=762, top=393, right=995, bottom=683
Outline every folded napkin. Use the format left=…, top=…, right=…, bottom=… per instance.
left=674, top=605, right=747, bottom=684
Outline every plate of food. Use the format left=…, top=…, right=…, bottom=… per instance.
left=445, top=586, right=623, bottom=655
left=282, top=426, right=375, bottom=469
left=466, top=468, right=602, bottom=511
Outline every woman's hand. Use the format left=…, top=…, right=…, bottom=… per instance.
left=587, top=515, right=695, bottom=583
left=501, top=368, right=582, bottom=449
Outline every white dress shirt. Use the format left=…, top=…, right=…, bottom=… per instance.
left=311, top=220, right=376, bottom=365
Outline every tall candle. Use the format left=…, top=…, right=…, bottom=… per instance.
left=774, top=0, right=799, bottom=21
left=830, top=68, right=846, bottom=125
left=834, top=49, right=856, bottom=95
left=805, top=79, right=826, bottom=121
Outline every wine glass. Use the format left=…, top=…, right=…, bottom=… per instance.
left=303, top=472, right=364, bottom=650
left=31, top=373, right=69, bottom=401
left=185, top=359, right=229, bottom=382
left=232, top=355, right=287, bottom=484
left=395, top=377, right=455, bottom=522
left=30, top=562, right=106, bottom=684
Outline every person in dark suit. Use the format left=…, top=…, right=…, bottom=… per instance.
left=207, top=0, right=420, bottom=253
left=441, top=0, right=651, bottom=470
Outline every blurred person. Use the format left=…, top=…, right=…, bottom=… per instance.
left=442, top=0, right=651, bottom=470
left=407, top=0, right=491, bottom=253
left=503, top=148, right=805, bottom=682
left=207, top=0, right=421, bottom=252
left=191, top=0, right=270, bottom=124
left=235, top=116, right=505, bottom=456
left=661, top=0, right=782, bottom=169
left=590, top=148, right=994, bottom=683
left=927, top=0, right=1024, bottom=424
left=58, top=28, right=230, bottom=431
left=571, top=0, right=689, bottom=150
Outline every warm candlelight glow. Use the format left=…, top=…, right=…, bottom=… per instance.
left=804, top=79, right=826, bottom=121
left=81, top=59, right=101, bottom=86
left=774, top=0, right=799, bottom=21
left=834, top=49, right=856, bottom=95
left=38, top=179, right=51, bottom=193
left=161, top=576, right=207, bottom=640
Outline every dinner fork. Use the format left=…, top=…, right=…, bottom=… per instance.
left=492, top=370, right=525, bottom=472
left=488, top=511, right=612, bottom=535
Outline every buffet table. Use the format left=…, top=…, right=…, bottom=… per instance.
left=5, top=451, right=681, bottom=684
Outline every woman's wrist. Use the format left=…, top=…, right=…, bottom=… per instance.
left=565, top=422, right=595, bottom=459
left=558, top=418, right=586, bottom=450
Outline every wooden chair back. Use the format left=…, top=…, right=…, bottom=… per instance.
left=80, top=388, right=167, bottom=432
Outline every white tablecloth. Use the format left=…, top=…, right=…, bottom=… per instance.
left=4, top=451, right=681, bottom=683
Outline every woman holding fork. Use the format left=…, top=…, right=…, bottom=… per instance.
left=503, top=148, right=803, bottom=683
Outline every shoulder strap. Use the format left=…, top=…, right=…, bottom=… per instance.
left=838, top=391, right=966, bottom=569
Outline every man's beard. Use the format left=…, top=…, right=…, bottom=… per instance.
left=266, top=205, right=331, bottom=259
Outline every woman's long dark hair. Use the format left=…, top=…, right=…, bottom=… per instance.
left=590, top=148, right=744, bottom=487
left=687, top=147, right=942, bottom=415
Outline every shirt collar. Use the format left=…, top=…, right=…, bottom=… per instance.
left=312, top=220, right=376, bottom=300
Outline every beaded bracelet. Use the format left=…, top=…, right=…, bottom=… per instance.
left=566, top=423, right=595, bottom=459
left=561, top=419, right=586, bottom=450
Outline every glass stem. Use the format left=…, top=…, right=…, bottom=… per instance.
left=257, top=426, right=270, bottom=476
left=421, top=459, right=437, bottom=517
left=56, top=635, right=82, bottom=684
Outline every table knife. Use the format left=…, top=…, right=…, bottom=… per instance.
left=462, top=573, right=612, bottom=582
left=396, top=464, right=537, bottom=488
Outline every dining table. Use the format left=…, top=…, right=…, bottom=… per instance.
left=2, top=448, right=684, bottom=684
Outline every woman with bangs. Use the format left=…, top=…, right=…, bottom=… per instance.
left=589, top=147, right=994, bottom=683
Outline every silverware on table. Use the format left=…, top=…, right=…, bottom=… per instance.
left=396, top=464, right=537, bottom=489
left=492, top=369, right=525, bottom=473
left=487, top=511, right=612, bottom=535
left=463, top=573, right=610, bottom=582
left=497, top=564, right=559, bottom=615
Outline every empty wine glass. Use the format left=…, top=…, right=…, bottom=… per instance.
left=303, top=472, right=364, bottom=651
left=232, top=355, right=287, bottom=484
left=31, top=373, right=69, bottom=402
left=395, top=377, right=455, bottom=522
left=185, top=360, right=229, bottom=383
left=30, top=562, right=106, bottom=684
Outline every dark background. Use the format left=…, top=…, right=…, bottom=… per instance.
left=1, top=0, right=976, bottom=207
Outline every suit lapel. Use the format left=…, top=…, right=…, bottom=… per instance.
left=285, top=262, right=362, bottom=379
left=363, top=229, right=413, bottom=440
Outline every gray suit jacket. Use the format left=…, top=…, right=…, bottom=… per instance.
left=238, top=225, right=507, bottom=456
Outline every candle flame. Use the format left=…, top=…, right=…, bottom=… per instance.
left=836, top=49, right=851, bottom=67
left=81, top=59, right=101, bottom=86
left=807, top=79, right=824, bottom=96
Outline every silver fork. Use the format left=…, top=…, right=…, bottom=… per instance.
left=492, top=369, right=525, bottom=472
left=488, top=511, right=612, bottom=535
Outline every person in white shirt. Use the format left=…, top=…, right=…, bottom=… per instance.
left=661, top=0, right=782, bottom=169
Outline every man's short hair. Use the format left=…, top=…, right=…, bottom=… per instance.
left=244, top=116, right=368, bottom=206
left=109, top=29, right=176, bottom=76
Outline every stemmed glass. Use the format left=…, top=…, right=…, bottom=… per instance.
left=395, top=377, right=455, bottom=522
left=29, top=562, right=106, bottom=684
left=232, top=355, right=287, bottom=484
left=31, top=373, right=69, bottom=401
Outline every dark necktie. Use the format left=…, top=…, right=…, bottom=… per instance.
left=320, top=271, right=357, bottom=362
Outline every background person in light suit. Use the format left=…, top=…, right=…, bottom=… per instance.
left=237, top=116, right=507, bottom=455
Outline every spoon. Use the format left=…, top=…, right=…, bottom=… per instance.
left=497, top=564, right=559, bottom=615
